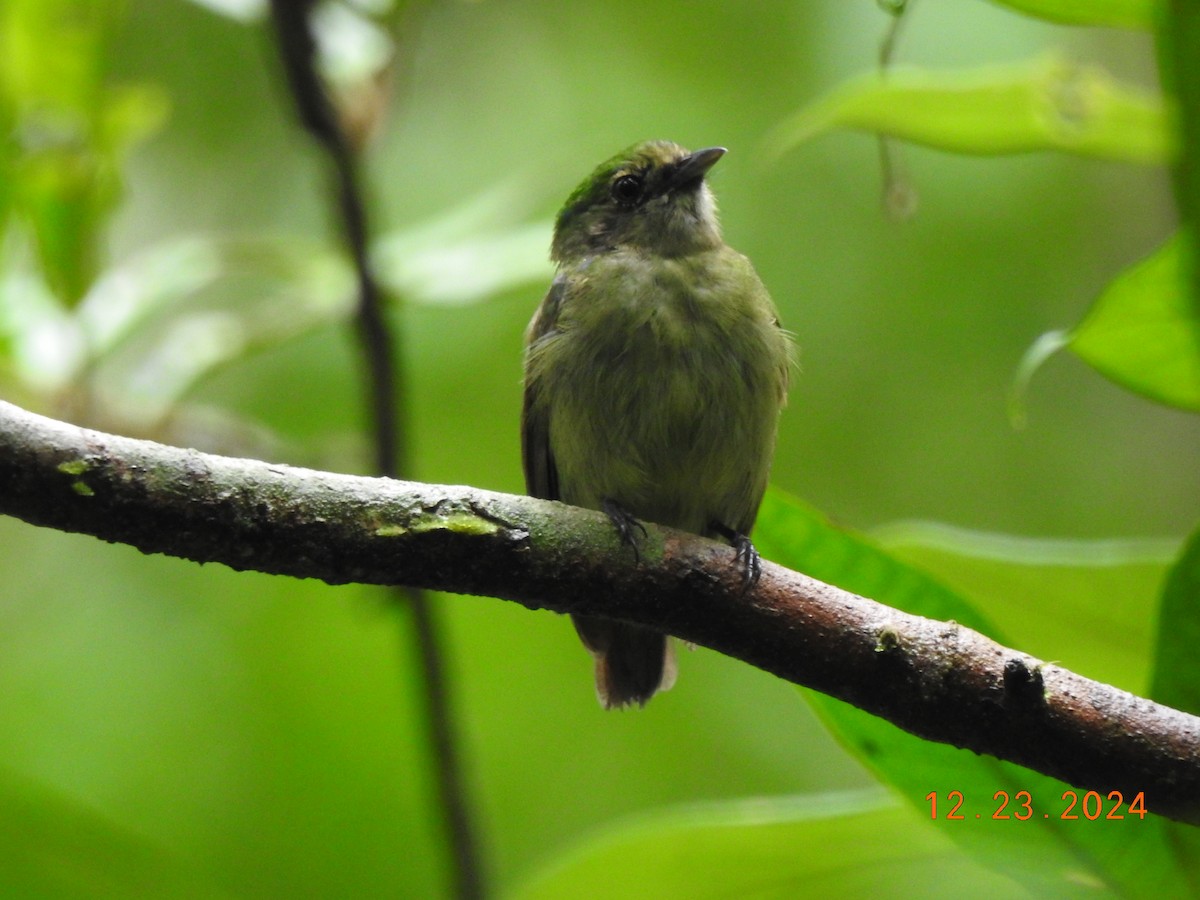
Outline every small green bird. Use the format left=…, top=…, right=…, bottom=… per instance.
left=522, top=140, right=792, bottom=708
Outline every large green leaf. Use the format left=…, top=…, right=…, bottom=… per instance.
left=75, top=236, right=353, bottom=427
left=876, top=521, right=1175, bottom=694
left=511, top=791, right=1026, bottom=900
left=1148, top=521, right=1200, bottom=892
left=751, top=490, right=1190, bottom=896
left=372, top=184, right=552, bottom=307
left=0, top=0, right=167, bottom=307
left=1151, top=521, right=1200, bottom=722
left=69, top=211, right=549, bottom=426
left=1069, top=234, right=1200, bottom=411
left=986, top=0, right=1159, bottom=29
left=1013, top=234, right=1200, bottom=413
left=768, top=56, right=1171, bottom=165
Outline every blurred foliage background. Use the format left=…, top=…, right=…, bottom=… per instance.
left=1, top=0, right=1198, bottom=896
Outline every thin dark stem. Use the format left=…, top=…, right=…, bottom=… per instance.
left=406, top=589, right=482, bottom=896
left=876, top=0, right=917, bottom=221
left=876, top=0, right=912, bottom=69
left=265, top=4, right=484, bottom=897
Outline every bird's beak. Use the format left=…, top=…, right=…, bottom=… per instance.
left=668, top=146, right=727, bottom=189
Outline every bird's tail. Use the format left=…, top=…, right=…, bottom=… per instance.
left=572, top=615, right=676, bottom=709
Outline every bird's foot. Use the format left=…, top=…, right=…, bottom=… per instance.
left=602, top=499, right=648, bottom=561
left=733, top=534, right=762, bottom=590
left=711, top=523, right=762, bottom=591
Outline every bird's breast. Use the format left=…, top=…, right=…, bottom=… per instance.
left=536, top=249, right=786, bottom=533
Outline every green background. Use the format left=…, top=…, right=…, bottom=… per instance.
left=0, top=0, right=1195, bottom=896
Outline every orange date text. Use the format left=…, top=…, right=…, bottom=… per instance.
left=924, top=789, right=1147, bottom=821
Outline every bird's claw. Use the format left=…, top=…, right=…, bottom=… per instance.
left=710, top=521, right=761, bottom=592
left=732, top=533, right=762, bottom=591
left=602, top=499, right=648, bottom=561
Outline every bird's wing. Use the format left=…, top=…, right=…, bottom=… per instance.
left=521, top=275, right=566, bottom=501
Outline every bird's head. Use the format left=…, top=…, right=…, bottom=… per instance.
left=551, top=141, right=726, bottom=263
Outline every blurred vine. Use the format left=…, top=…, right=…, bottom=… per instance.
left=876, top=0, right=918, bottom=220
left=265, top=2, right=484, bottom=898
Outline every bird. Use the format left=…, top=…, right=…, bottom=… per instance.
left=521, top=140, right=793, bottom=708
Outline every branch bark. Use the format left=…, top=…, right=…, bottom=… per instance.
left=3, top=399, right=1199, bottom=825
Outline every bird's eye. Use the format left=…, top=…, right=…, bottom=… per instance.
left=610, top=174, right=644, bottom=205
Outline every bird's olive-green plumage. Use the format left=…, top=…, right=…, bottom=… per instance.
left=522, top=140, right=792, bottom=708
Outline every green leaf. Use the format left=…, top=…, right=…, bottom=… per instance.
left=1068, top=234, right=1200, bottom=411
left=1147, top=520, right=1200, bottom=892
left=767, top=56, right=1172, bottom=165
left=875, top=521, right=1175, bottom=695
left=985, top=0, right=1159, bottom=29
left=0, top=104, right=15, bottom=251
left=16, top=147, right=110, bottom=308
left=181, top=0, right=265, bottom=24
left=372, top=184, right=553, bottom=306
left=751, top=490, right=1191, bottom=896
left=1151, top=521, right=1200, bottom=718
left=77, top=236, right=353, bottom=426
left=98, top=83, right=170, bottom=159
left=374, top=222, right=551, bottom=307
left=511, top=791, right=1027, bottom=900
left=1013, top=234, right=1200, bottom=413
left=0, top=266, right=82, bottom=391
left=1, top=0, right=167, bottom=307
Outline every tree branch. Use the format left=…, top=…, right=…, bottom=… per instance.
left=3, top=398, right=1199, bottom=825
